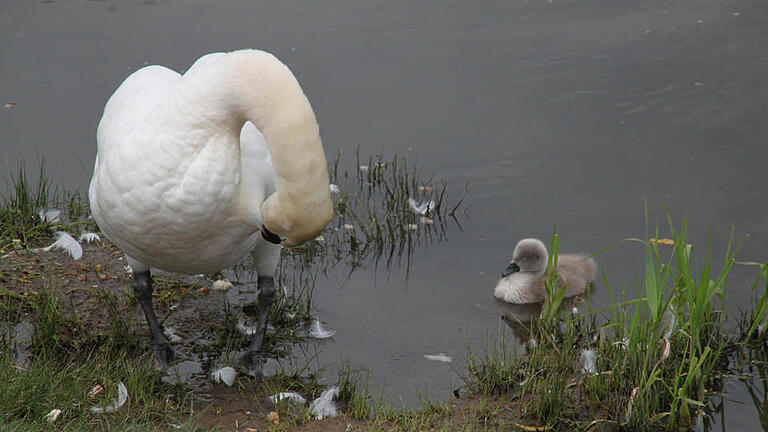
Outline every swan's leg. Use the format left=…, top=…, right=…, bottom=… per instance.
left=242, top=240, right=281, bottom=363
left=247, top=275, right=276, bottom=353
left=133, top=269, right=174, bottom=365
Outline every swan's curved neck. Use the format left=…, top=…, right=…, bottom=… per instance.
left=180, top=50, right=333, bottom=245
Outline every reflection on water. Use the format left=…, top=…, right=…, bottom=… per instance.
left=497, top=295, right=589, bottom=353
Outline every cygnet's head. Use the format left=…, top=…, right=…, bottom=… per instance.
left=501, top=238, right=549, bottom=278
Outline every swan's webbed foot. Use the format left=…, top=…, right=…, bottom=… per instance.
left=134, top=269, right=176, bottom=368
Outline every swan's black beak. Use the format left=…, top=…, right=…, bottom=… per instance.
left=501, top=262, right=520, bottom=278
left=261, top=225, right=283, bottom=245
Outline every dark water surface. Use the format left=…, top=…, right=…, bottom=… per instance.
left=2, top=0, right=768, bottom=428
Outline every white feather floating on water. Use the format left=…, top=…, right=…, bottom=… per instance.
left=78, top=232, right=101, bottom=243
left=580, top=349, right=598, bottom=375
left=37, top=231, right=82, bottom=260
left=211, top=367, right=237, bottom=387
left=269, top=392, right=307, bottom=405
left=329, top=184, right=340, bottom=194
left=407, top=198, right=435, bottom=215
left=90, top=382, right=128, bottom=413
left=309, top=386, right=339, bottom=419
left=423, top=353, right=452, bottom=363
left=309, top=319, right=336, bottom=339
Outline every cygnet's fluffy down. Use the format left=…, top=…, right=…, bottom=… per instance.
left=493, top=238, right=597, bottom=304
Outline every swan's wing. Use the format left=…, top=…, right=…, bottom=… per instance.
left=96, top=65, right=181, bottom=160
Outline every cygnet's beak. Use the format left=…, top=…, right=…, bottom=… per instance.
left=501, top=262, right=520, bottom=278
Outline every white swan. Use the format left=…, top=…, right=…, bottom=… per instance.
left=89, top=49, right=334, bottom=365
left=493, top=238, right=596, bottom=304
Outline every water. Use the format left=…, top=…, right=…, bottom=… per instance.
left=2, top=0, right=768, bottom=428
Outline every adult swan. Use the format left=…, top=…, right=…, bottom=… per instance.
left=89, top=50, right=334, bottom=366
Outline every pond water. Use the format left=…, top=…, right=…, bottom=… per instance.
left=2, top=0, right=768, bottom=429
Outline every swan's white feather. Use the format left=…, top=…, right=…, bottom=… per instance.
left=269, top=392, right=307, bottom=405
left=90, top=382, right=128, bottom=413
left=308, top=319, right=336, bottom=339
left=40, top=231, right=83, bottom=260
left=407, top=198, right=435, bottom=215
left=309, top=386, right=339, bottom=419
left=423, top=353, right=453, bottom=363
left=236, top=318, right=258, bottom=337
left=38, top=209, right=61, bottom=223
left=45, top=409, right=62, bottom=423
left=211, top=367, right=237, bottom=386
left=78, top=232, right=101, bottom=243
left=581, top=349, right=597, bottom=375
left=212, top=279, right=234, bottom=291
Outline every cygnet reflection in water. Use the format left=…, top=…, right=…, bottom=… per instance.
left=496, top=296, right=588, bottom=347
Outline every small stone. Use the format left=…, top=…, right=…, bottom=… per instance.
left=343, top=224, right=354, bottom=230
left=78, top=274, right=88, bottom=282
left=407, top=224, right=418, bottom=231
left=419, top=217, right=433, bottom=225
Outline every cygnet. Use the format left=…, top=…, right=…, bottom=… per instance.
left=493, top=238, right=596, bottom=304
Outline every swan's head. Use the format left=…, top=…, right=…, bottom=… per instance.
left=260, top=189, right=334, bottom=247
left=501, top=238, right=548, bottom=278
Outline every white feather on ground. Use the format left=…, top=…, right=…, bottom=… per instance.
left=309, top=386, right=339, bottom=419
left=308, top=319, right=336, bottom=339
left=38, top=208, right=61, bottom=223
left=212, top=279, right=234, bottom=291
left=329, top=184, right=339, bottom=194
left=45, top=409, right=62, bottom=423
left=163, top=327, right=183, bottom=343
left=269, top=392, right=307, bottom=405
left=236, top=318, right=258, bottom=337
left=78, top=232, right=101, bottom=243
left=423, top=353, right=453, bottom=363
left=37, top=231, right=83, bottom=260
left=211, top=367, right=237, bottom=386
left=90, top=382, right=128, bottom=413
left=407, top=198, right=435, bottom=215
left=581, top=349, right=597, bottom=375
